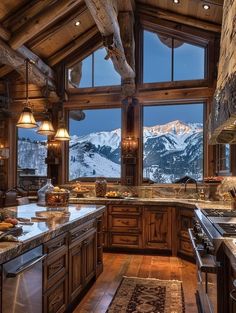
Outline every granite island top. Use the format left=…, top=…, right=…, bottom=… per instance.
left=0, top=203, right=105, bottom=264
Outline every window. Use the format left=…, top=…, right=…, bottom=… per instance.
left=143, top=30, right=205, bottom=83
left=216, top=144, right=231, bottom=174
left=68, top=47, right=121, bottom=88
left=69, top=108, right=121, bottom=180
left=17, top=126, right=47, bottom=190
left=143, top=103, right=204, bottom=183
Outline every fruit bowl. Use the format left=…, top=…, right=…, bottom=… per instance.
left=105, top=191, right=124, bottom=199
left=46, top=188, right=70, bottom=206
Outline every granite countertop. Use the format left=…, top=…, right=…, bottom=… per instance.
left=0, top=203, right=105, bottom=264
left=69, top=196, right=232, bottom=210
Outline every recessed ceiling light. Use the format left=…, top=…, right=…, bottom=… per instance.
left=75, top=20, right=80, bottom=26
left=173, top=0, right=180, bottom=3
left=203, top=4, right=210, bottom=10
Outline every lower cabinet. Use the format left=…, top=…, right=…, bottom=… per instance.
left=143, top=206, right=172, bottom=251
left=69, top=229, right=96, bottom=303
left=176, top=207, right=194, bottom=258
left=43, top=217, right=101, bottom=313
left=44, top=275, right=68, bottom=313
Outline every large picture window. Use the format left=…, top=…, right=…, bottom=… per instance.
left=143, top=30, right=205, bottom=83
left=69, top=108, right=121, bottom=180
left=68, top=47, right=121, bottom=88
left=17, top=127, right=47, bottom=190
left=143, top=103, right=204, bottom=183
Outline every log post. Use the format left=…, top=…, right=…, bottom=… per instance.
left=84, top=0, right=135, bottom=97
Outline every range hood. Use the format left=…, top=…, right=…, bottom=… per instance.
left=209, top=0, right=236, bottom=144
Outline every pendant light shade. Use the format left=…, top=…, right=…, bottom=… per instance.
left=16, top=59, right=38, bottom=129
left=16, top=106, right=38, bottom=128
left=54, top=124, right=70, bottom=141
left=37, top=118, right=55, bottom=135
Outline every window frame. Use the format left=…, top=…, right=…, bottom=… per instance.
left=141, top=101, right=206, bottom=184
left=67, top=47, right=121, bottom=90
left=141, top=28, right=207, bottom=85
left=67, top=106, right=123, bottom=183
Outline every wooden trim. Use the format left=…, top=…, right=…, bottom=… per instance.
left=9, top=0, right=82, bottom=49
left=137, top=3, right=222, bottom=33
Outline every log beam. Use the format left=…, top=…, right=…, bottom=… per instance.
left=0, top=38, right=54, bottom=88
left=84, top=0, right=135, bottom=96
left=137, top=3, right=222, bottom=33
left=9, top=0, right=82, bottom=49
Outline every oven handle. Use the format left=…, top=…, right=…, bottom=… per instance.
left=6, top=254, right=47, bottom=278
left=188, top=228, right=218, bottom=273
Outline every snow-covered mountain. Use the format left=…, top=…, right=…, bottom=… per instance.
left=17, top=120, right=203, bottom=183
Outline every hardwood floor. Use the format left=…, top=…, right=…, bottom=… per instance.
left=73, top=253, right=198, bottom=313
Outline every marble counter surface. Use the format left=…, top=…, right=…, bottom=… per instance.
left=0, top=203, right=105, bottom=264
left=69, top=196, right=232, bottom=210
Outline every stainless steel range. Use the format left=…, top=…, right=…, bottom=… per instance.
left=189, top=208, right=236, bottom=313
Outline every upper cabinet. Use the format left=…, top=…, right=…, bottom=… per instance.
left=209, top=0, right=236, bottom=144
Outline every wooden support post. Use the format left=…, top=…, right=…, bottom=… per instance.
left=84, top=0, right=135, bottom=97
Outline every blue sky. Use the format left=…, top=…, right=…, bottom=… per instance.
left=18, top=30, right=204, bottom=139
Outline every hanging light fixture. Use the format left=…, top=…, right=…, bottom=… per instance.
left=16, top=59, right=38, bottom=128
left=37, top=74, right=55, bottom=136
left=54, top=101, right=70, bottom=141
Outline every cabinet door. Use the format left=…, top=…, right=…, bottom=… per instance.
left=144, top=207, right=171, bottom=250
left=44, top=275, right=68, bottom=313
left=83, top=230, right=96, bottom=285
left=69, top=241, right=83, bottom=303
left=177, top=208, right=194, bottom=257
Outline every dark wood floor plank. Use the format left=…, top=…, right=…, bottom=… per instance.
left=73, top=253, right=198, bottom=313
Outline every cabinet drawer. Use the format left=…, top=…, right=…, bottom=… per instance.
left=109, top=206, right=140, bottom=214
left=69, top=220, right=95, bottom=244
left=44, top=275, right=68, bottom=313
left=109, top=232, right=142, bottom=248
left=44, top=233, right=68, bottom=256
left=179, top=238, right=194, bottom=256
left=109, top=215, right=141, bottom=230
left=44, top=248, right=68, bottom=290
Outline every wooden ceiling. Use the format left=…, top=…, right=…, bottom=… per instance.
left=138, top=0, right=223, bottom=24
left=0, top=0, right=223, bottom=87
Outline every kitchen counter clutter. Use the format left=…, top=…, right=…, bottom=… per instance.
left=0, top=203, right=105, bottom=313
left=0, top=203, right=105, bottom=263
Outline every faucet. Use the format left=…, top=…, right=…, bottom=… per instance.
left=184, top=178, right=198, bottom=193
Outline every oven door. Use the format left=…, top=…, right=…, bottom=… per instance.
left=189, top=229, right=218, bottom=313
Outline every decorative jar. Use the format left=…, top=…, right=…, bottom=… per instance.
left=37, top=179, right=54, bottom=206
left=95, top=177, right=107, bottom=197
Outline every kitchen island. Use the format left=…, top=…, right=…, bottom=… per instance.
left=0, top=203, right=105, bottom=313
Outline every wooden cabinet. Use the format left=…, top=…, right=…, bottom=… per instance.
left=143, top=206, right=172, bottom=251
left=68, top=223, right=97, bottom=303
left=68, top=240, right=83, bottom=303
left=42, top=215, right=102, bottom=312
left=107, top=205, right=142, bottom=249
left=44, top=276, right=68, bottom=313
left=176, top=207, right=194, bottom=258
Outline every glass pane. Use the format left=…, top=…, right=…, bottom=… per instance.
left=79, top=54, right=93, bottom=87
left=94, top=48, right=120, bottom=86
left=174, top=41, right=205, bottom=80
left=143, top=30, right=172, bottom=83
left=69, top=109, right=121, bottom=180
left=218, top=144, right=230, bottom=173
left=17, top=126, right=47, bottom=190
left=143, top=104, right=204, bottom=183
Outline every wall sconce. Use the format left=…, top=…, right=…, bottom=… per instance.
left=122, top=136, right=138, bottom=157
left=0, top=145, right=9, bottom=165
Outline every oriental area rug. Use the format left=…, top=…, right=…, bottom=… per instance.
left=106, top=276, right=185, bottom=313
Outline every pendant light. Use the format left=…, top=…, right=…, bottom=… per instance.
left=54, top=101, right=70, bottom=141
left=37, top=74, right=55, bottom=136
left=16, top=59, right=38, bottom=128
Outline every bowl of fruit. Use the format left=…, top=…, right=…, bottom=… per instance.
left=105, top=191, right=123, bottom=199
left=46, top=187, right=70, bottom=207
left=72, top=183, right=90, bottom=198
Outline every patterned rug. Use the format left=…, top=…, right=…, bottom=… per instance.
left=106, top=276, right=185, bottom=313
